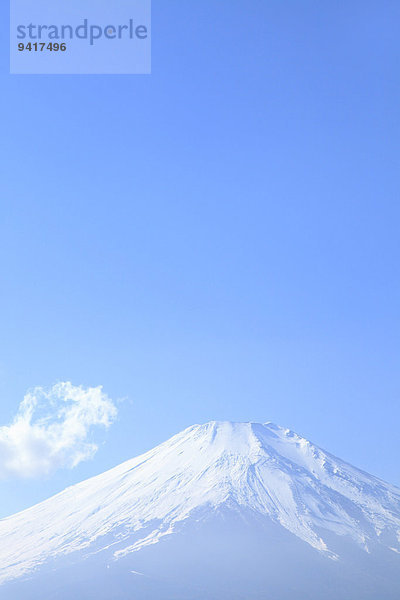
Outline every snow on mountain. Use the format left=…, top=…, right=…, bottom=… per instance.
left=0, top=421, right=400, bottom=594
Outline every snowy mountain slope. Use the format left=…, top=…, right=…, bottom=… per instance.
left=1, top=421, right=400, bottom=597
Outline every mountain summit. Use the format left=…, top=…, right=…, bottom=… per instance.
left=1, top=421, right=400, bottom=599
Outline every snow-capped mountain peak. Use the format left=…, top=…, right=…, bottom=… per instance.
left=1, top=421, right=400, bottom=589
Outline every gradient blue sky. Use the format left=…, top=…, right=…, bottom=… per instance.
left=0, top=0, right=399, bottom=517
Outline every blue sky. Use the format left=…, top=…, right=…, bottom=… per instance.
left=0, top=0, right=399, bottom=517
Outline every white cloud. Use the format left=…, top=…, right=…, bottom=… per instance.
left=0, top=382, right=117, bottom=479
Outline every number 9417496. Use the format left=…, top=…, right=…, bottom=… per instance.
left=18, top=42, right=67, bottom=52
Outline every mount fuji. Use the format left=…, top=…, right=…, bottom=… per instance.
left=1, top=421, right=400, bottom=599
